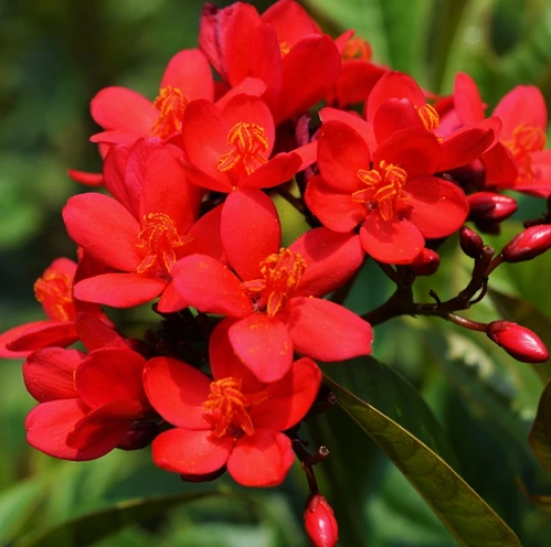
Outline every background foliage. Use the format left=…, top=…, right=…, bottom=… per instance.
left=2, top=0, right=551, bottom=545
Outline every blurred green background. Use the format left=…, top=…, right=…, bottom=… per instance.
left=3, top=0, right=551, bottom=545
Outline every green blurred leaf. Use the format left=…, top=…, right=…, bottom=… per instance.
left=489, top=288, right=551, bottom=384
left=17, top=491, right=244, bottom=547
left=303, top=0, right=434, bottom=82
left=0, top=478, right=46, bottom=545
left=530, top=380, right=551, bottom=477
left=323, top=356, right=521, bottom=546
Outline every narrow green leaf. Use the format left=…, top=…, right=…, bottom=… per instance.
left=17, top=492, right=245, bottom=547
left=323, top=356, right=521, bottom=547
left=529, top=380, right=551, bottom=477
left=489, top=288, right=551, bottom=384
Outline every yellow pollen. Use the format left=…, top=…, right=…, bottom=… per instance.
left=354, top=160, right=411, bottom=222
left=243, top=248, right=307, bottom=316
left=217, top=122, right=269, bottom=176
left=415, top=104, right=440, bottom=131
left=342, top=37, right=372, bottom=61
left=34, top=272, right=74, bottom=322
left=136, top=213, right=190, bottom=276
left=279, top=41, right=291, bottom=57
left=152, top=86, right=189, bottom=139
left=504, top=124, right=547, bottom=179
left=202, top=377, right=267, bottom=438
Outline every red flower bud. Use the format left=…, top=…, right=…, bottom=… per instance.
left=459, top=226, right=483, bottom=258
left=501, top=225, right=551, bottom=263
left=487, top=321, right=549, bottom=363
left=410, top=248, right=440, bottom=276
left=467, top=192, right=517, bottom=222
left=117, top=421, right=159, bottom=451
left=304, top=495, right=339, bottom=547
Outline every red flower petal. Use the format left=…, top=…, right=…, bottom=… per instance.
left=228, top=314, right=293, bottom=383
left=74, top=312, right=128, bottom=352
left=454, top=72, right=485, bottom=125
left=152, top=428, right=233, bottom=475
left=23, top=347, right=83, bottom=402
left=228, top=429, right=294, bottom=487
left=360, top=215, right=424, bottom=264
left=318, top=121, right=370, bottom=193
left=222, top=188, right=281, bottom=281
left=372, top=98, right=424, bottom=143
left=144, top=356, right=212, bottom=429
left=291, top=228, right=364, bottom=297
left=284, top=297, right=372, bottom=361
left=74, top=273, right=167, bottom=308
left=0, top=321, right=52, bottom=358
left=305, top=175, right=366, bottom=233
left=251, top=357, right=321, bottom=430
left=406, top=176, right=469, bottom=238
left=160, top=49, right=214, bottom=101
left=243, top=152, right=301, bottom=189
left=172, top=255, right=252, bottom=317
left=76, top=348, right=148, bottom=409
left=63, top=193, right=142, bottom=271
left=91, top=87, right=157, bottom=135
left=6, top=321, right=78, bottom=353
left=319, top=107, right=375, bottom=150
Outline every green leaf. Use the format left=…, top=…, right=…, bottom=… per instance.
left=489, top=288, right=551, bottom=384
left=17, top=492, right=246, bottom=547
left=323, top=356, right=521, bottom=547
left=529, top=380, right=551, bottom=477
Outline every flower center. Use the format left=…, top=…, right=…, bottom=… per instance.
left=504, top=124, right=546, bottom=179
left=415, top=104, right=439, bottom=131
left=34, top=272, right=75, bottom=322
left=354, top=161, right=411, bottom=222
left=217, top=122, right=269, bottom=177
left=151, top=86, right=189, bottom=139
left=342, top=37, right=372, bottom=61
left=242, top=248, right=306, bottom=316
left=202, top=377, right=266, bottom=439
left=136, top=213, right=191, bottom=277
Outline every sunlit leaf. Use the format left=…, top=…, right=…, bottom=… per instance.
left=323, top=356, right=521, bottom=546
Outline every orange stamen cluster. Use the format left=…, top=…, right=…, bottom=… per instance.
left=136, top=213, right=191, bottom=277
left=342, top=37, right=372, bottom=62
left=217, top=122, right=269, bottom=176
left=202, top=377, right=266, bottom=438
left=243, top=248, right=307, bottom=316
left=355, top=161, right=411, bottom=221
left=152, top=86, right=189, bottom=139
left=504, top=124, right=546, bottom=179
left=34, top=272, right=75, bottom=322
left=415, top=104, right=440, bottom=131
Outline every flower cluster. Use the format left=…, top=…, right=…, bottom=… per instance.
left=4, top=1, right=551, bottom=544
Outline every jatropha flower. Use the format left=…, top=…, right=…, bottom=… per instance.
left=24, top=346, right=151, bottom=460
left=171, top=188, right=372, bottom=383
left=90, top=49, right=215, bottom=146
left=63, top=140, right=223, bottom=311
left=143, top=321, right=322, bottom=487
left=0, top=258, right=81, bottom=357
left=306, top=120, right=470, bottom=264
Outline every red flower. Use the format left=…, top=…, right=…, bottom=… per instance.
left=172, top=188, right=371, bottom=382
left=199, top=0, right=341, bottom=124
left=90, top=49, right=215, bottom=146
left=306, top=120, right=469, bottom=264
left=62, top=140, right=222, bottom=311
left=143, top=332, right=322, bottom=486
left=0, top=258, right=79, bottom=358
left=24, top=346, right=151, bottom=460
left=181, top=94, right=301, bottom=192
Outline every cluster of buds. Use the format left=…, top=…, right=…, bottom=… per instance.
left=2, top=0, right=551, bottom=543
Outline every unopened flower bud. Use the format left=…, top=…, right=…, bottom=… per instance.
left=304, top=495, right=339, bottom=547
left=410, top=248, right=440, bottom=276
left=467, top=192, right=518, bottom=223
left=487, top=321, right=549, bottom=363
left=501, top=225, right=551, bottom=263
left=459, top=226, right=483, bottom=258
left=117, top=421, right=159, bottom=451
